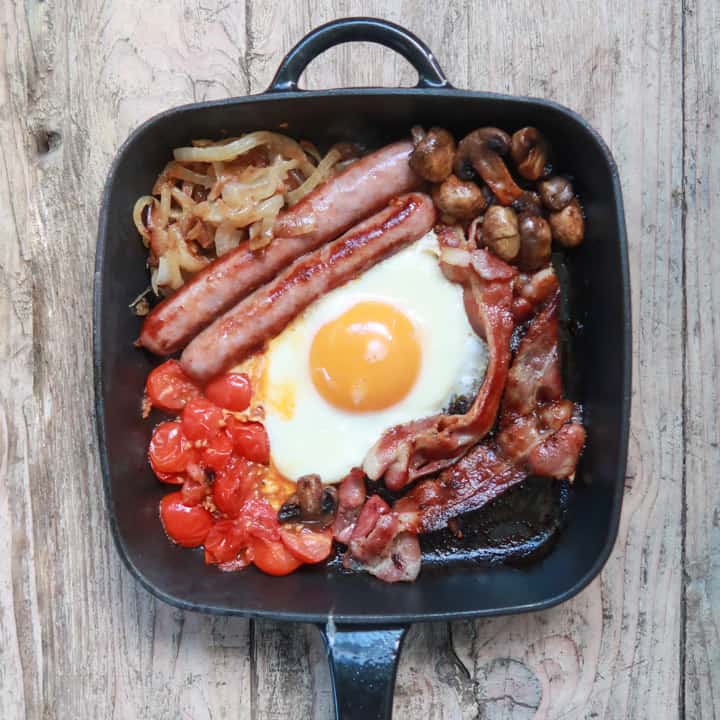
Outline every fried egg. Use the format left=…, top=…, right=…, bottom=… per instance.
left=254, top=231, right=487, bottom=484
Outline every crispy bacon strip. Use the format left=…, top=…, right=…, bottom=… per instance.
left=362, top=246, right=517, bottom=491
left=339, top=282, right=586, bottom=579
left=181, top=193, right=436, bottom=382
left=341, top=493, right=422, bottom=583
left=398, top=289, right=585, bottom=533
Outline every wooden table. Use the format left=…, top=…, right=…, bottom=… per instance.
left=1, top=1, right=717, bottom=718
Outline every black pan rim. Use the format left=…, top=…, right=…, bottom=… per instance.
left=93, top=85, right=631, bottom=624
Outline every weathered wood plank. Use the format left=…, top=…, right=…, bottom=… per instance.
left=683, top=0, right=720, bottom=717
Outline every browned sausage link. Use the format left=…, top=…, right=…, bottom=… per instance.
left=138, top=140, right=421, bottom=355
left=180, top=193, right=437, bottom=382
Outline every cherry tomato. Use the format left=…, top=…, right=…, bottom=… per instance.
left=160, top=491, right=213, bottom=547
left=251, top=537, right=302, bottom=576
left=242, top=498, right=280, bottom=542
left=226, top=419, right=270, bottom=464
left=180, top=470, right=209, bottom=506
left=149, top=421, right=197, bottom=475
left=279, top=527, right=333, bottom=564
left=182, top=398, right=225, bottom=441
left=204, top=373, right=252, bottom=412
left=152, top=468, right=185, bottom=485
left=204, top=519, right=249, bottom=564
left=202, top=431, right=234, bottom=471
left=213, top=457, right=256, bottom=518
left=146, top=360, right=202, bottom=412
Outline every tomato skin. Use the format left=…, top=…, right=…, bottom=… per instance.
left=180, top=470, right=209, bottom=506
left=226, top=419, right=270, bottom=464
left=146, top=360, right=202, bottom=412
left=153, top=468, right=185, bottom=485
left=213, top=457, right=256, bottom=518
left=251, top=537, right=302, bottom=576
left=242, top=499, right=280, bottom=542
left=204, top=373, right=252, bottom=412
left=204, top=519, right=249, bottom=564
left=182, top=398, right=225, bottom=441
left=160, top=491, right=213, bottom=547
left=202, top=431, right=234, bottom=471
left=149, top=421, right=197, bottom=475
left=279, top=527, right=333, bottom=564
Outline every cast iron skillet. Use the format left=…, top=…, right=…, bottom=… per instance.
left=94, top=18, right=631, bottom=719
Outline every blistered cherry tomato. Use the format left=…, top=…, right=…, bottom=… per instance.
left=202, top=431, right=234, bottom=471
left=226, top=419, right=270, bottom=464
left=182, top=398, right=225, bottom=441
left=279, top=527, right=333, bottom=564
left=146, top=360, right=202, bottom=412
left=180, top=471, right=209, bottom=506
left=159, top=491, right=213, bottom=547
left=204, top=519, right=249, bottom=564
left=242, top=499, right=280, bottom=542
left=251, top=537, right=302, bottom=576
left=204, top=373, right=252, bottom=412
left=149, top=421, right=197, bottom=475
left=213, top=457, right=256, bottom=518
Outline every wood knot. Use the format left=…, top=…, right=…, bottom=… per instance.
left=34, top=128, right=61, bottom=155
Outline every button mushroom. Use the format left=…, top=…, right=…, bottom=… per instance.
left=538, top=176, right=575, bottom=211
left=454, top=128, right=524, bottom=206
left=482, top=205, right=520, bottom=262
left=431, top=174, right=487, bottom=220
left=510, top=127, right=551, bottom=180
left=512, top=190, right=544, bottom=216
left=548, top=199, right=585, bottom=247
left=409, top=126, right=456, bottom=182
left=517, top=213, right=552, bottom=271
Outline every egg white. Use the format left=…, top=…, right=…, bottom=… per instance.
left=259, top=231, right=488, bottom=484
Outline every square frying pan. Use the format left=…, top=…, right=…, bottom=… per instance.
left=94, top=18, right=631, bottom=719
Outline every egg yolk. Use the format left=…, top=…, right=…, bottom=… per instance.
left=309, top=301, right=421, bottom=412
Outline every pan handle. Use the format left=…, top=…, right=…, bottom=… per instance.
left=318, top=622, right=409, bottom=719
left=267, top=17, right=450, bottom=93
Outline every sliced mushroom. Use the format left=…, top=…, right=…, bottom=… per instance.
left=279, top=475, right=338, bottom=526
left=454, top=128, right=524, bottom=206
left=549, top=199, right=585, bottom=247
left=431, top=174, right=487, bottom=220
left=517, top=214, right=552, bottom=271
left=538, top=176, right=574, bottom=211
left=482, top=205, right=520, bottom=262
left=409, top=127, right=456, bottom=182
left=296, top=474, right=323, bottom=517
left=510, top=127, right=551, bottom=180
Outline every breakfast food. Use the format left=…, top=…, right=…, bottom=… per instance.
left=134, top=125, right=587, bottom=583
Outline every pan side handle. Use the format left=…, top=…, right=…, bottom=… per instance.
left=317, top=623, right=409, bottom=720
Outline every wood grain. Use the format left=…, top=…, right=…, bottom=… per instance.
left=0, top=0, right=712, bottom=717
left=683, top=0, right=720, bottom=717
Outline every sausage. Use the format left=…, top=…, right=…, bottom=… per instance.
left=138, top=140, right=421, bottom=355
left=180, top=193, right=436, bottom=382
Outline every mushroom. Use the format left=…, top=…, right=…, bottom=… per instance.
left=296, top=474, right=324, bottom=516
left=482, top=205, right=520, bottom=262
left=549, top=199, right=585, bottom=247
left=431, top=174, right=487, bottom=220
left=510, top=127, right=551, bottom=180
left=278, top=475, right=338, bottom=526
left=409, top=126, right=456, bottom=182
left=512, top=190, right=544, bottom=216
left=538, top=176, right=575, bottom=211
left=517, top=214, right=552, bottom=271
left=453, top=128, right=524, bottom=206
